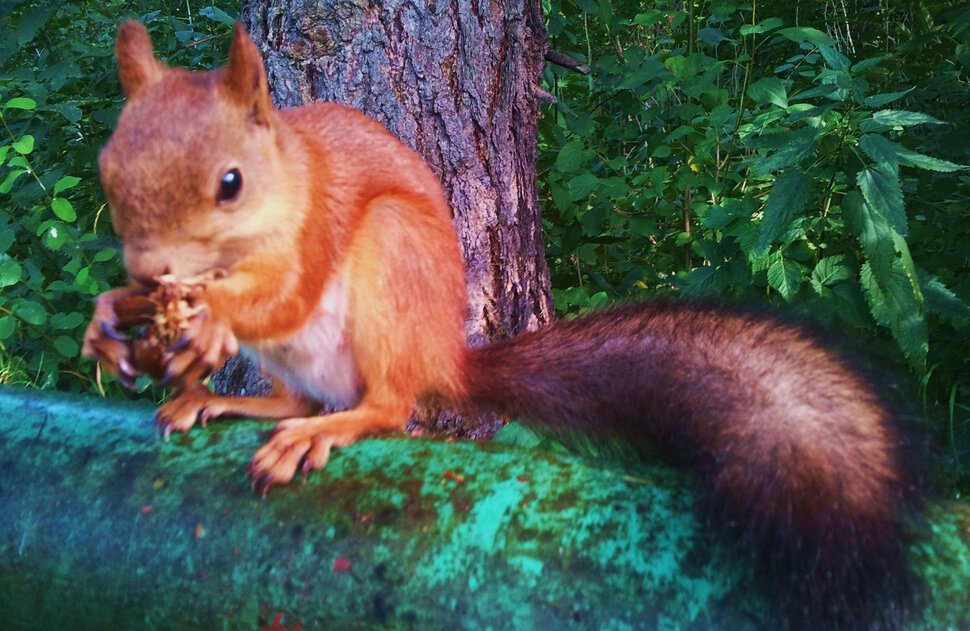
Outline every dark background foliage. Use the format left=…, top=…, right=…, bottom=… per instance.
left=1, top=1, right=967, bottom=475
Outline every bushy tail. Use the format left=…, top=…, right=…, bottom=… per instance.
left=461, top=301, right=920, bottom=630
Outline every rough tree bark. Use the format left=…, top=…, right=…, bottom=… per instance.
left=215, top=0, right=554, bottom=436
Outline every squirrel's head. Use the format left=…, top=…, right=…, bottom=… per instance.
left=99, top=22, right=300, bottom=284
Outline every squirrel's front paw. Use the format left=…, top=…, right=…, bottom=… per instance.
left=155, top=384, right=228, bottom=438
left=81, top=286, right=153, bottom=388
left=161, top=305, right=239, bottom=387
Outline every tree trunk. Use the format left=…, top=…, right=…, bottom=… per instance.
left=239, top=0, right=553, bottom=341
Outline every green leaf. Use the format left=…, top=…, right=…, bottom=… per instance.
left=12, top=135, right=34, bottom=154
left=860, top=261, right=927, bottom=370
left=4, top=97, right=36, bottom=110
left=568, top=173, right=600, bottom=200
left=53, top=335, right=80, bottom=358
left=858, top=134, right=900, bottom=171
left=863, top=88, right=913, bottom=108
left=0, top=259, right=22, bottom=287
left=746, top=128, right=816, bottom=176
left=93, top=248, right=118, bottom=263
left=50, top=198, right=76, bottom=222
left=811, top=255, right=851, bottom=294
left=857, top=164, right=906, bottom=235
left=555, top=140, right=588, bottom=174
left=767, top=256, right=804, bottom=300
left=851, top=56, right=887, bottom=73
left=817, top=44, right=849, bottom=71
left=681, top=266, right=727, bottom=297
left=757, top=169, right=813, bottom=252
left=739, top=18, right=783, bottom=36
left=698, top=27, right=731, bottom=45
left=198, top=6, right=237, bottom=25
left=0, top=170, right=26, bottom=194
left=493, top=422, right=544, bottom=449
left=859, top=109, right=944, bottom=132
left=633, top=10, right=666, bottom=26
left=0, top=315, right=14, bottom=340
left=49, top=102, right=83, bottom=124
left=618, top=58, right=666, bottom=89
left=747, top=77, right=788, bottom=109
left=843, top=191, right=894, bottom=279
left=15, top=301, right=47, bottom=325
left=859, top=135, right=967, bottom=172
left=894, top=146, right=968, bottom=172
left=890, top=231, right=923, bottom=306
left=777, top=27, right=835, bottom=46
left=51, top=312, right=86, bottom=330
left=53, top=176, right=81, bottom=195
left=919, top=271, right=970, bottom=324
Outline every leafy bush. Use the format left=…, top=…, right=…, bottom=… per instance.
left=539, top=1, right=970, bottom=447
left=0, top=1, right=237, bottom=392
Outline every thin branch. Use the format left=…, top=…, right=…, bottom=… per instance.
left=545, top=49, right=590, bottom=75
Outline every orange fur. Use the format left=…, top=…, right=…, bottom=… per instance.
left=85, top=22, right=468, bottom=488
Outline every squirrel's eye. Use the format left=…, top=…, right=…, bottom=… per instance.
left=216, top=168, right=242, bottom=204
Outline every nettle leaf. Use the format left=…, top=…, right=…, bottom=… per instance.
left=919, top=270, right=970, bottom=324
left=810, top=255, right=852, bottom=295
left=843, top=191, right=894, bottom=279
left=746, top=128, right=816, bottom=176
left=863, top=88, right=914, bottom=108
left=747, top=77, right=788, bottom=109
left=48, top=102, right=83, bottom=124
left=767, top=255, right=804, bottom=300
left=858, top=135, right=900, bottom=172
left=681, top=266, right=727, bottom=297
left=859, top=109, right=945, bottom=132
left=857, top=164, right=906, bottom=235
left=859, top=135, right=967, bottom=173
left=756, top=169, right=812, bottom=252
left=851, top=56, right=887, bottom=73
left=895, top=146, right=968, bottom=172
left=860, top=261, right=928, bottom=370
left=50, top=198, right=77, bottom=223
left=817, top=43, right=850, bottom=71
left=890, top=231, right=923, bottom=305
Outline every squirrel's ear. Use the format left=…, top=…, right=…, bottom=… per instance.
left=115, top=21, right=164, bottom=99
left=222, top=23, right=273, bottom=125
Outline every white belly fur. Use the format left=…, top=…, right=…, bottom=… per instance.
left=241, top=274, right=363, bottom=410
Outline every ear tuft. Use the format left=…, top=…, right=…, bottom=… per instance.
left=222, top=23, right=273, bottom=125
left=115, top=21, right=165, bottom=99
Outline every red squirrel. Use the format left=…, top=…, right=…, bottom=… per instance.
left=83, top=22, right=919, bottom=630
